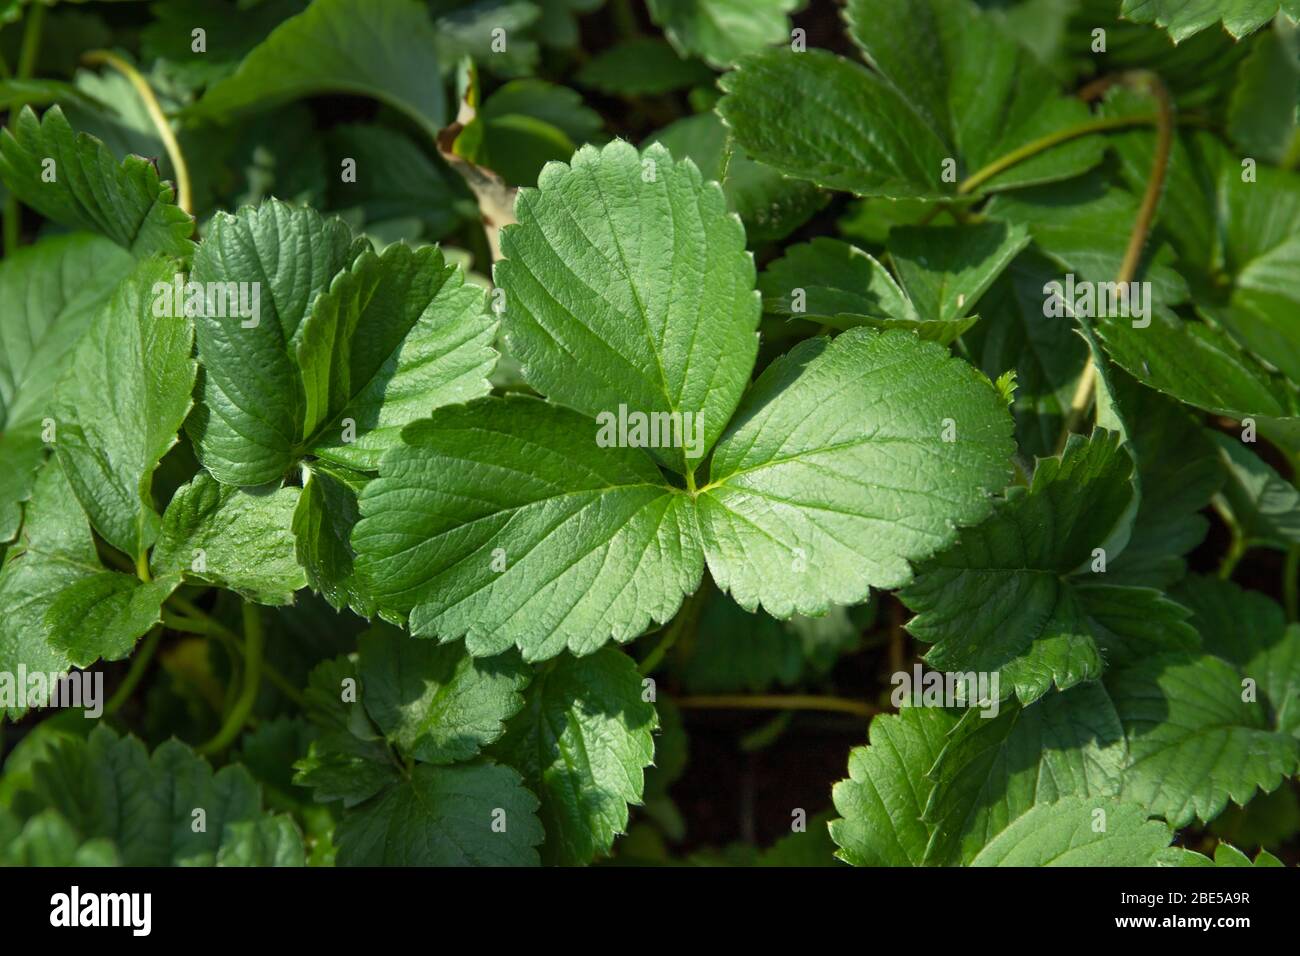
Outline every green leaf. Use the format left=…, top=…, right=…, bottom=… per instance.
left=967, top=796, right=1175, bottom=866
left=0, top=78, right=104, bottom=111
left=0, top=808, right=120, bottom=866
left=190, top=0, right=447, bottom=137
left=351, top=396, right=704, bottom=661
left=700, top=328, right=1014, bottom=618
left=577, top=37, right=714, bottom=95
left=1107, top=652, right=1300, bottom=827
left=922, top=685, right=1127, bottom=864
left=647, top=0, right=802, bottom=68
left=1174, top=576, right=1300, bottom=736
left=887, top=222, right=1031, bottom=329
left=455, top=79, right=604, bottom=187
left=1103, top=370, right=1222, bottom=588
left=0, top=106, right=194, bottom=259
left=292, top=460, right=374, bottom=617
left=325, top=123, right=468, bottom=241
left=719, top=0, right=1105, bottom=200
left=357, top=623, right=530, bottom=764
left=1119, top=0, right=1299, bottom=43
left=12, top=725, right=304, bottom=866
left=187, top=200, right=366, bottom=486
left=962, top=252, right=1088, bottom=458
left=44, top=571, right=179, bottom=668
left=334, top=761, right=543, bottom=866
left=645, top=111, right=827, bottom=244
left=0, top=460, right=102, bottom=718
left=1228, top=19, right=1300, bottom=164
left=757, top=237, right=917, bottom=328
left=296, top=242, right=497, bottom=471
left=150, top=472, right=305, bottom=606
left=1211, top=431, right=1300, bottom=551
left=830, top=706, right=960, bottom=866
left=0, top=233, right=134, bottom=542
left=492, top=647, right=657, bottom=865
left=53, top=256, right=196, bottom=561
left=495, top=140, right=759, bottom=473
left=903, top=432, right=1157, bottom=702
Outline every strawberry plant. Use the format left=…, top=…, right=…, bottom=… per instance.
left=0, top=0, right=1297, bottom=869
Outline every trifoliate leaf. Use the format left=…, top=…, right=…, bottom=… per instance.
left=150, top=472, right=305, bottom=606
left=292, top=460, right=374, bottom=617
left=12, top=726, right=304, bottom=866
left=923, top=684, right=1127, bottom=864
left=577, top=37, right=714, bottom=96
left=52, top=256, right=196, bottom=561
left=44, top=571, right=179, bottom=667
left=495, top=140, right=759, bottom=474
left=718, top=0, right=1105, bottom=200
left=357, top=624, right=530, bottom=765
left=190, top=0, right=447, bottom=136
left=647, top=0, right=802, bottom=68
left=967, top=796, right=1175, bottom=866
left=352, top=396, right=704, bottom=661
left=1211, top=431, right=1300, bottom=551
left=334, top=761, right=543, bottom=866
left=0, top=106, right=194, bottom=258
left=645, top=112, right=827, bottom=244
left=296, top=242, right=497, bottom=471
left=700, top=328, right=1014, bottom=618
left=1107, top=652, right=1300, bottom=827
left=491, top=647, right=657, bottom=865
left=830, top=706, right=960, bottom=866
left=0, top=233, right=133, bottom=542
left=1119, top=0, right=1299, bottom=43
left=903, top=432, right=1146, bottom=702
left=0, top=459, right=100, bottom=717
left=1174, top=576, right=1300, bottom=736
left=187, top=200, right=366, bottom=486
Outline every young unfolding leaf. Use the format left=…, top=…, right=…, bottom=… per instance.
left=187, top=200, right=365, bottom=486
left=491, top=647, right=657, bottom=865
left=53, top=256, right=195, bottom=562
left=0, top=106, right=194, bottom=258
left=1211, top=431, right=1300, bottom=551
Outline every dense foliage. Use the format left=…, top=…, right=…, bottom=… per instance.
left=0, top=0, right=1298, bottom=867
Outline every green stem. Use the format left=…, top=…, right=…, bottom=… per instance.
left=0, top=50, right=11, bottom=80
left=198, top=603, right=263, bottom=755
left=15, top=2, right=44, bottom=80
left=82, top=50, right=192, bottom=214
left=957, top=114, right=1154, bottom=196
left=164, top=599, right=306, bottom=707
left=103, top=627, right=163, bottom=717
left=1218, top=536, right=1246, bottom=581
left=1284, top=546, right=1299, bottom=622
left=675, top=694, right=878, bottom=718
left=1054, top=72, right=1173, bottom=453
